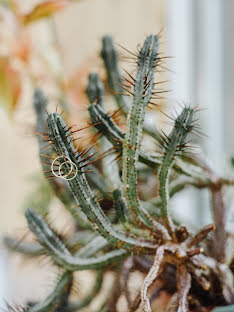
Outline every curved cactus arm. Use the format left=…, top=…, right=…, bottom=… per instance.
left=86, top=73, right=105, bottom=105
left=88, top=84, right=162, bottom=170
left=62, top=74, right=112, bottom=197
left=34, top=88, right=49, bottom=136
left=99, top=36, right=164, bottom=230
left=101, top=35, right=129, bottom=115
left=112, top=189, right=129, bottom=226
left=67, top=270, right=104, bottom=311
left=122, top=34, right=158, bottom=227
left=88, top=101, right=124, bottom=147
left=3, top=236, right=43, bottom=257
left=27, top=270, right=73, bottom=312
left=33, top=89, right=90, bottom=229
left=26, top=209, right=128, bottom=271
left=158, top=107, right=197, bottom=237
left=138, top=151, right=161, bottom=169
left=24, top=210, right=97, bottom=258
left=34, top=89, right=110, bottom=220
left=121, top=35, right=170, bottom=240
left=47, top=112, right=157, bottom=251
left=3, top=230, right=96, bottom=258
left=86, top=73, right=121, bottom=189
left=75, top=235, right=108, bottom=258
left=101, top=35, right=162, bottom=142
left=88, top=101, right=209, bottom=180
left=26, top=209, right=72, bottom=256
left=66, top=230, right=95, bottom=249
left=88, top=88, right=166, bottom=230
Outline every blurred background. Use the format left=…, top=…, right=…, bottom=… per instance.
left=0, top=0, right=234, bottom=309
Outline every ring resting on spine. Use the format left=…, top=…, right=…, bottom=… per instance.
left=51, top=156, right=78, bottom=181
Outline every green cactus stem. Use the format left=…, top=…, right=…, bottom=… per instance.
left=112, top=189, right=128, bottom=226
left=3, top=231, right=104, bottom=259
left=86, top=72, right=105, bottom=106
left=26, top=209, right=128, bottom=271
left=47, top=111, right=158, bottom=251
left=101, top=35, right=162, bottom=143
left=121, top=35, right=170, bottom=240
left=88, top=96, right=212, bottom=182
left=26, top=270, right=73, bottom=312
left=158, top=106, right=197, bottom=238
left=101, top=35, right=129, bottom=115
left=86, top=73, right=121, bottom=189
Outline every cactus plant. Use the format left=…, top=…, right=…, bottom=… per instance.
left=3, top=33, right=234, bottom=312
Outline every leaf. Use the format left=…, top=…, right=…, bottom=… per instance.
left=23, top=0, right=70, bottom=25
